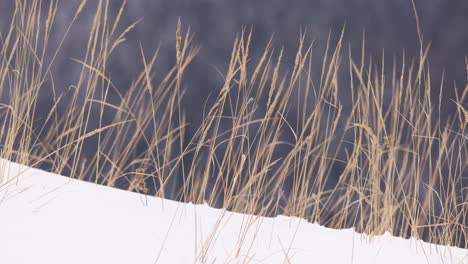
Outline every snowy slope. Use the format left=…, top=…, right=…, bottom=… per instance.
left=0, top=159, right=466, bottom=264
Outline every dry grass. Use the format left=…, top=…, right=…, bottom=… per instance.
left=0, top=0, right=466, bottom=248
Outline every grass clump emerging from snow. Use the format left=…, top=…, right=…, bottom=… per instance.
left=0, top=0, right=466, bottom=248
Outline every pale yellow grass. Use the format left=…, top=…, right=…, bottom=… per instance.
left=0, top=0, right=466, bottom=248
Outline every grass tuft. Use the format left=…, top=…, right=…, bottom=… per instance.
left=0, top=0, right=466, bottom=248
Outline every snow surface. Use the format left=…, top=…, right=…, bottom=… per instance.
left=0, top=159, right=466, bottom=264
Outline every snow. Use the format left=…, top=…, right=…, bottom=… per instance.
left=0, top=158, right=466, bottom=263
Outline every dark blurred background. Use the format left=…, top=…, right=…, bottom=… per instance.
left=0, top=0, right=467, bottom=183
left=1, top=0, right=467, bottom=128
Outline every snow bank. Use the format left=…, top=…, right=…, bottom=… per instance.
left=0, top=159, right=466, bottom=263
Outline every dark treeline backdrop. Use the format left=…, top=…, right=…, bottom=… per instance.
left=0, top=0, right=467, bottom=193
left=1, top=0, right=467, bottom=123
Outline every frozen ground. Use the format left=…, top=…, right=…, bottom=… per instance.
left=0, top=159, right=466, bottom=263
